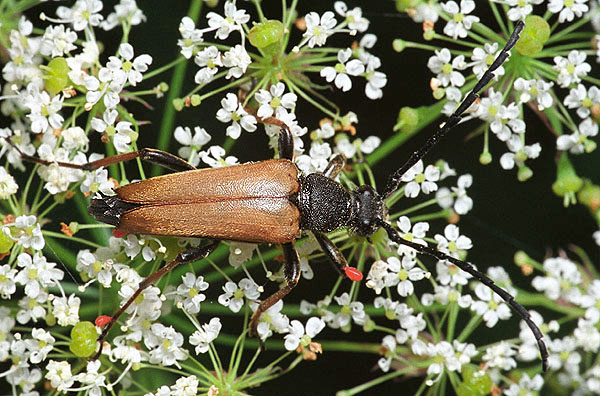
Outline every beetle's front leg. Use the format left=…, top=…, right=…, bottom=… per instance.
left=323, top=154, right=346, bottom=179
left=313, top=231, right=363, bottom=281
left=94, top=240, right=219, bottom=358
left=249, top=242, right=300, bottom=342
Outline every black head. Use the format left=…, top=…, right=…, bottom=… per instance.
left=350, top=185, right=387, bottom=237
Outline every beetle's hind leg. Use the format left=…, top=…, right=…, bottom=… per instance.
left=94, top=240, right=219, bottom=359
left=249, top=242, right=300, bottom=345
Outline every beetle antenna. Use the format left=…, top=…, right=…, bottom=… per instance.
left=377, top=219, right=549, bottom=372
left=381, top=20, right=525, bottom=199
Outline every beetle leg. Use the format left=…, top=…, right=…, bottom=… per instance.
left=313, top=231, right=348, bottom=276
left=277, top=125, right=294, bottom=161
left=5, top=137, right=196, bottom=172
left=249, top=242, right=300, bottom=344
left=312, top=231, right=362, bottom=282
left=322, top=154, right=346, bottom=179
left=94, top=240, right=219, bottom=359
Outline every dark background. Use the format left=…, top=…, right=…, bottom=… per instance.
left=23, top=1, right=600, bottom=395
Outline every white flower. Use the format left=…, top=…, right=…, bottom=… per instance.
left=215, top=93, right=257, bottom=139
left=334, top=2, right=369, bottom=32
left=514, top=78, right=554, bottom=111
left=0, top=265, right=17, bottom=298
left=6, top=215, right=45, bottom=250
left=471, top=43, right=504, bottom=80
left=441, top=1, right=480, bottom=39
left=395, top=216, right=429, bottom=257
left=553, top=50, right=591, bottom=88
left=222, top=45, right=251, bottom=79
left=101, top=0, right=147, bottom=31
left=51, top=294, right=80, bottom=326
left=574, top=318, right=600, bottom=352
left=194, top=46, right=222, bottom=84
left=114, top=43, right=152, bottom=86
left=295, top=141, right=332, bottom=174
left=504, top=373, right=544, bottom=396
left=145, top=324, right=187, bottom=367
left=284, top=317, right=326, bottom=351
left=564, top=84, right=600, bottom=119
left=253, top=299, right=290, bottom=340
left=61, top=126, right=89, bottom=151
left=482, top=341, right=517, bottom=370
left=556, top=118, right=598, bottom=154
left=365, top=70, right=387, bottom=99
left=427, top=48, right=466, bottom=87
left=499, top=139, right=541, bottom=171
left=174, top=126, right=211, bottom=167
left=40, top=25, right=78, bottom=57
left=505, top=0, right=544, bottom=21
left=228, top=242, right=256, bottom=267
left=548, top=0, right=589, bottom=23
left=23, top=84, right=64, bottom=133
left=200, top=145, right=238, bottom=168
left=45, top=360, right=75, bottom=391
left=255, top=82, right=297, bottom=119
left=218, top=278, right=260, bottom=313
left=401, top=160, right=440, bottom=198
left=384, top=255, right=428, bottom=297
left=71, top=360, right=107, bottom=396
left=206, top=1, right=249, bottom=40
left=0, top=167, right=18, bottom=199
left=435, top=224, right=472, bottom=258
left=301, top=11, right=337, bottom=48
left=56, top=0, right=104, bottom=31
left=175, top=273, right=209, bottom=314
left=189, top=318, right=221, bottom=354
left=26, top=328, right=55, bottom=364
left=532, top=257, right=582, bottom=303
left=320, top=48, right=365, bottom=92
left=471, top=283, right=512, bottom=327
left=178, top=16, right=204, bottom=59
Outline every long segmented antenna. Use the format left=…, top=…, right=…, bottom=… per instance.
left=378, top=221, right=549, bottom=372
left=381, top=20, right=525, bottom=199
left=378, top=21, right=549, bottom=371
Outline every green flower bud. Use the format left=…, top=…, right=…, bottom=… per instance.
left=423, top=29, right=435, bottom=41
left=70, top=321, right=98, bottom=357
left=479, top=151, right=492, bottom=165
left=249, top=20, right=284, bottom=57
left=456, top=365, right=492, bottom=396
left=393, top=39, right=406, bottom=53
left=552, top=153, right=583, bottom=206
left=516, top=15, right=550, bottom=56
left=0, top=231, right=14, bottom=254
left=517, top=166, right=533, bottom=182
left=394, top=107, right=419, bottom=133
left=191, top=94, right=202, bottom=106
left=44, top=57, right=70, bottom=95
left=173, top=98, right=185, bottom=111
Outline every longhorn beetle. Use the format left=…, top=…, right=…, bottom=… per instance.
left=10, top=20, right=548, bottom=370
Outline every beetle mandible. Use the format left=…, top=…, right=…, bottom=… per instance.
left=10, top=20, right=548, bottom=370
